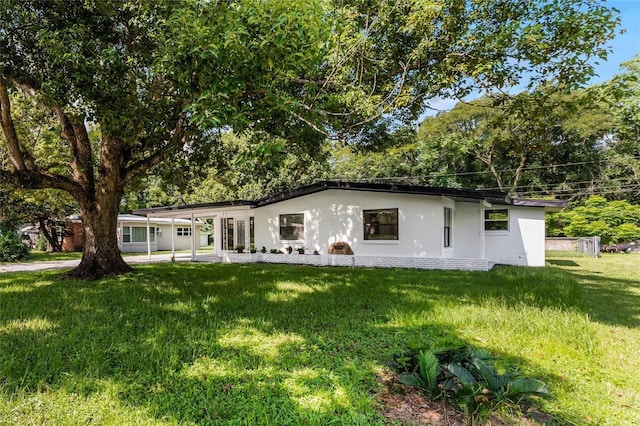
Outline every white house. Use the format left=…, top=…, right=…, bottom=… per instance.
left=115, top=214, right=205, bottom=253
left=134, top=181, right=565, bottom=270
left=63, top=214, right=205, bottom=253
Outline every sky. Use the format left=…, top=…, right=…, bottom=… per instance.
left=423, top=0, right=640, bottom=116
left=592, top=0, right=640, bottom=83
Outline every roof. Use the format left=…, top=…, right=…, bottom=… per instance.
left=133, top=181, right=566, bottom=216
left=68, top=213, right=202, bottom=225
left=116, top=214, right=203, bottom=225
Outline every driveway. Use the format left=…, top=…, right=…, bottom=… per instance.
left=0, top=253, right=217, bottom=274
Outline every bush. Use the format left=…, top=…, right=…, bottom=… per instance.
left=0, top=231, right=30, bottom=262
left=392, top=343, right=551, bottom=422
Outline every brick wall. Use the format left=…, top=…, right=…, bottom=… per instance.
left=62, top=222, right=84, bottom=252
left=221, top=252, right=491, bottom=271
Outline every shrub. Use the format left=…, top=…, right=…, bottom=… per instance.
left=392, top=344, right=551, bottom=422
left=0, top=231, right=30, bottom=262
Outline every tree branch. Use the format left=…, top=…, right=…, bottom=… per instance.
left=53, top=107, right=95, bottom=194
left=0, top=168, right=83, bottom=196
left=0, top=75, right=27, bottom=171
left=123, top=149, right=166, bottom=183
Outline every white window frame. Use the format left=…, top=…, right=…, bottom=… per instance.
left=444, top=207, right=453, bottom=248
left=177, top=227, right=192, bottom=237
left=484, top=208, right=509, bottom=232
left=279, top=213, right=304, bottom=241
left=122, top=226, right=155, bottom=244
left=363, top=208, right=399, bottom=241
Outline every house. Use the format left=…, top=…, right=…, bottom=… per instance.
left=63, top=214, right=205, bottom=253
left=134, top=181, right=565, bottom=270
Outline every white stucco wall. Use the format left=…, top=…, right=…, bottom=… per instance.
left=452, top=201, right=482, bottom=258
left=484, top=206, right=546, bottom=266
left=251, top=190, right=547, bottom=267
left=156, top=224, right=201, bottom=251
left=254, top=190, right=477, bottom=258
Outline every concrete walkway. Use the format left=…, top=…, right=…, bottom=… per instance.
left=0, top=253, right=218, bottom=274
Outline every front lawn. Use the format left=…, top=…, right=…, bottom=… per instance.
left=0, top=254, right=638, bottom=424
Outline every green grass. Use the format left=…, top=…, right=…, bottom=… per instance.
left=0, top=254, right=639, bottom=425
left=26, top=250, right=83, bottom=262
left=6, top=247, right=215, bottom=264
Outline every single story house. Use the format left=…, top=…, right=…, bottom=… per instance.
left=64, top=214, right=205, bottom=253
left=134, top=181, right=565, bottom=271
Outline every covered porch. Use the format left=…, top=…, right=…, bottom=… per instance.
left=134, top=201, right=256, bottom=262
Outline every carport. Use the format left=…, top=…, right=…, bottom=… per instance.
left=134, top=201, right=256, bottom=261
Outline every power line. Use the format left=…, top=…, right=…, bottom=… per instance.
left=330, top=156, right=640, bottom=181
left=515, top=187, right=640, bottom=198
left=481, top=177, right=640, bottom=191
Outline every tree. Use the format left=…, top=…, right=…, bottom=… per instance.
left=0, top=0, right=620, bottom=279
left=595, top=57, right=640, bottom=202
left=416, top=88, right=616, bottom=195
left=0, top=187, right=77, bottom=252
left=547, top=196, right=640, bottom=244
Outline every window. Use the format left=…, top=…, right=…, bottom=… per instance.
left=237, top=220, right=246, bottom=248
left=249, top=217, right=255, bottom=250
left=444, top=207, right=452, bottom=247
left=122, top=226, right=155, bottom=243
left=364, top=208, right=398, bottom=240
left=484, top=209, right=509, bottom=231
left=220, top=218, right=234, bottom=250
left=177, top=227, right=192, bottom=237
left=279, top=214, right=304, bottom=240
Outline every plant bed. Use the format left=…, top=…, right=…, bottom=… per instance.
left=384, top=343, right=553, bottom=425
left=376, top=369, right=469, bottom=425
left=376, top=369, right=554, bottom=425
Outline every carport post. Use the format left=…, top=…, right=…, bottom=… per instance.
left=146, top=216, right=151, bottom=260
left=171, top=218, right=175, bottom=259
left=191, top=213, right=196, bottom=261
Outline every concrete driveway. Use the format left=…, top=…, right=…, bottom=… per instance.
left=0, top=253, right=217, bottom=274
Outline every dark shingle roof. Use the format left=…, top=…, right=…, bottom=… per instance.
left=134, top=181, right=565, bottom=215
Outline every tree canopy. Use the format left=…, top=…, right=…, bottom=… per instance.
left=0, top=0, right=621, bottom=278
left=547, top=196, right=640, bottom=244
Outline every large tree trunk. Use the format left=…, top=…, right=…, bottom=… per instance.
left=65, top=195, right=134, bottom=280
left=64, top=135, right=134, bottom=280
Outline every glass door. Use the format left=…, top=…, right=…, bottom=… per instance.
left=237, top=220, right=246, bottom=249
left=221, top=218, right=235, bottom=250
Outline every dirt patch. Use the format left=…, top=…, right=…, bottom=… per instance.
left=375, top=369, right=468, bottom=425
left=375, top=370, right=552, bottom=425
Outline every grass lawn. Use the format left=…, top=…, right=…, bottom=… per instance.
left=4, top=248, right=216, bottom=264
left=26, top=250, right=83, bottom=262
left=0, top=253, right=638, bottom=425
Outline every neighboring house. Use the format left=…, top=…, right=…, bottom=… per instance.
left=134, top=181, right=565, bottom=271
left=64, top=214, right=205, bottom=253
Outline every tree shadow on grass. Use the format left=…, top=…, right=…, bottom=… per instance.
left=561, top=272, right=640, bottom=328
left=0, top=264, right=586, bottom=424
left=547, top=259, right=580, bottom=267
